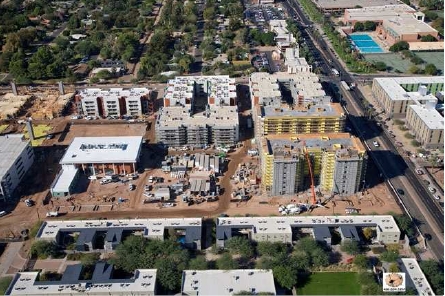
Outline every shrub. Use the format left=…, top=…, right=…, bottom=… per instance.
left=394, top=119, right=404, bottom=125
left=371, top=246, right=385, bottom=254
left=410, top=56, right=424, bottom=65
left=373, top=61, right=387, bottom=71
left=399, top=126, right=408, bottom=131
left=421, top=34, right=437, bottom=42
left=30, top=241, right=59, bottom=259
left=411, top=140, right=421, bottom=147
left=424, top=63, right=438, bottom=75
left=380, top=250, right=399, bottom=262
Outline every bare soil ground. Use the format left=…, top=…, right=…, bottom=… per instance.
left=426, top=167, right=444, bottom=190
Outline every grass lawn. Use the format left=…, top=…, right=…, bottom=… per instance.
left=297, top=272, right=361, bottom=295
left=23, top=124, right=52, bottom=146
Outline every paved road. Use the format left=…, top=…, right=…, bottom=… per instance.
left=284, top=0, right=444, bottom=260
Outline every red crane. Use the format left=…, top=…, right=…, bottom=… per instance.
left=302, top=141, right=317, bottom=206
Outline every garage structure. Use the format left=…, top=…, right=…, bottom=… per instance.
left=59, top=136, right=143, bottom=176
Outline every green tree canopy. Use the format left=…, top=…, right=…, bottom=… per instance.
left=188, top=256, right=208, bottom=270
left=273, top=266, right=297, bottom=290
left=389, top=41, right=409, bottom=52
left=354, top=22, right=364, bottom=31
left=256, top=241, right=288, bottom=257
left=341, top=240, right=360, bottom=255
left=424, top=63, right=438, bottom=75
left=30, top=241, right=58, bottom=259
left=225, top=236, right=254, bottom=258
left=374, top=61, right=387, bottom=71
left=353, top=254, right=368, bottom=269
left=216, top=253, right=239, bottom=270
left=380, top=250, right=399, bottom=262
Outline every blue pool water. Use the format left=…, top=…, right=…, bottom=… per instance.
left=349, top=34, right=384, bottom=53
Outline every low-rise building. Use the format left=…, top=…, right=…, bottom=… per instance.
left=181, top=270, right=276, bottom=295
left=36, top=218, right=202, bottom=250
left=260, top=133, right=366, bottom=196
left=314, top=0, right=399, bottom=13
left=216, top=216, right=400, bottom=247
left=6, top=264, right=157, bottom=295
left=285, top=46, right=312, bottom=73
left=398, top=258, right=435, bottom=296
left=269, top=20, right=296, bottom=53
left=406, top=103, right=443, bottom=149
left=372, top=76, right=444, bottom=118
left=0, top=135, right=34, bottom=201
left=344, top=5, right=439, bottom=45
left=75, top=88, right=153, bottom=118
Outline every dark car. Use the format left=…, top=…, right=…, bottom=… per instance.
left=396, top=189, right=405, bottom=195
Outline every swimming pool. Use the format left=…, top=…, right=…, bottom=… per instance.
left=349, top=34, right=384, bottom=53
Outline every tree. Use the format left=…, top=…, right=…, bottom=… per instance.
left=357, top=272, right=375, bottom=286
left=295, top=237, right=319, bottom=253
left=431, top=17, right=444, bottom=34
left=380, top=250, right=399, bottom=262
left=361, top=282, right=383, bottom=295
left=311, top=248, right=329, bottom=267
left=80, top=253, right=100, bottom=267
left=389, top=262, right=400, bottom=272
left=374, top=61, right=387, bottom=71
left=408, top=65, right=421, bottom=74
left=188, top=256, right=208, bottom=270
left=289, top=251, right=311, bottom=271
left=410, top=56, right=424, bottom=64
left=272, top=266, right=297, bottom=290
left=225, top=236, right=254, bottom=258
left=394, top=215, right=415, bottom=236
left=341, top=240, right=360, bottom=255
left=30, top=241, right=58, bottom=259
left=363, top=21, right=376, bottom=31
left=257, top=241, right=288, bottom=257
left=354, top=22, right=364, bottom=31
left=363, top=228, right=376, bottom=241
left=419, top=260, right=444, bottom=295
left=216, top=253, right=239, bottom=270
left=424, top=63, right=438, bottom=75
left=389, top=41, right=409, bottom=52
left=155, top=258, right=182, bottom=291
left=353, top=254, right=369, bottom=269
left=421, top=34, right=437, bottom=42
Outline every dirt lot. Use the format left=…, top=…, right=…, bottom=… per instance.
left=426, top=167, right=444, bottom=190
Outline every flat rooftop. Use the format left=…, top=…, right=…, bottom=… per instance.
left=345, top=4, right=416, bottom=22
left=409, top=104, right=444, bottom=130
left=77, top=88, right=150, bottom=100
left=399, top=258, right=435, bottom=296
left=36, top=218, right=202, bottom=240
left=262, top=133, right=365, bottom=155
left=182, top=270, right=276, bottom=295
left=60, top=136, right=143, bottom=164
left=51, top=168, right=78, bottom=193
left=373, top=76, right=445, bottom=101
left=217, top=215, right=400, bottom=236
left=156, top=106, right=239, bottom=129
left=260, top=102, right=345, bottom=118
left=6, top=268, right=157, bottom=295
left=382, top=14, right=438, bottom=36
left=0, top=135, right=30, bottom=180
left=315, top=0, right=399, bottom=10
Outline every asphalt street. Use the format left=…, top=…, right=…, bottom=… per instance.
left=284, top=0, right=444, bottom=259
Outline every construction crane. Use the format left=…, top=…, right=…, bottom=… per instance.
left=302, top=141, right=317, bottom=206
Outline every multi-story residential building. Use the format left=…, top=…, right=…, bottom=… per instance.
left=259, top=133, right=366, bottom=196
left=250, top=72, right=326, bottom=107
left=285, top=46, right=312, bottom=73
left=256, top=100, right=346, bottom=137
left=406, top=102, right=443, bottom=149
left=164, top=76, right=237, bottom=107
left=6, top=264, right=157, bottom=295
left=75, top=88, right=153, bottom=118
left=157, top=76, right=239, bottom=148
left=181, top=270, right=276, bottom=295
left=36, top=218, right=203, bottom=250
left=372, top=76, right=444, bottom=118
left=0, top=135, right=34, bottom=201
left=216, top=215, right=401, bottom=247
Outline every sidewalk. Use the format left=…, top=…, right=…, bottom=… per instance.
left=0, top=242, right=25, bottom=276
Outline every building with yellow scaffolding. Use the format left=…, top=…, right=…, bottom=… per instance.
left=259, top=133, right=367, bottom=197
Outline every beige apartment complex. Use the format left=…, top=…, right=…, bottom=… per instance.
left=406, top=103, right=443, bottom=149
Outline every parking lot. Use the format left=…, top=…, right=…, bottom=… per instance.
left=245, top=5, right=285, bottom=25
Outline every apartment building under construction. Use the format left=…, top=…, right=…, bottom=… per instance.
left=259, top=133, right=367, bottom=197
left=156, top=76, right=239, bottom=148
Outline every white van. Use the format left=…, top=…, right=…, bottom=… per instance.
left=0, top=211, right=7, bottom=217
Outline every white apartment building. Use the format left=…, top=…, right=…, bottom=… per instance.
left=0, top=135, right=34, bottom=201
left=269, top=20, right=296, bottom=53
left=406, top=102, right=443, bottom=149
left=285, top=46, right=312, bottom=73
left=76, top=88, right=152, bottom=118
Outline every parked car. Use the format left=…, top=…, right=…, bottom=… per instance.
left=0, top=211, right=8, bottom=217
left=24, top=199, right=34, bottom=207
left=415, top=169, right=424, bottom=175
left=433, top=195, right=440, bottom=200
left=129, top=184, right=136, bottom=191
left=428, top=186, right=436, bottom=193
left=46, top=211, right=59, bottom=217
left=373, top=141, right=380, bottom=147
left=46, top=134, right=54, bottom=140
left=88, top=175, right=98, bottom=180
left=396, top=188, right=405, bottom=195
left=100, top=179, right=111, bottom=185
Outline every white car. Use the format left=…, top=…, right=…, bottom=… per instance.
left=373, top=141, right=380, bottom=147
left=415, top=169, right=424, bottom=175
left=433, top=195, right=440, bottom=200
left=88, top=175, right=97, bottom=180
left=428, top=186, right=436, bottom=193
